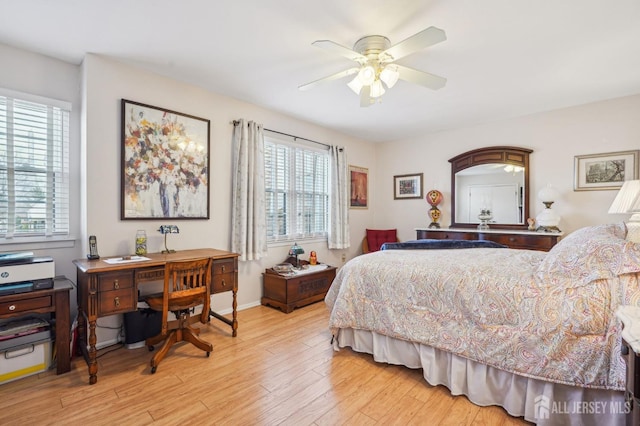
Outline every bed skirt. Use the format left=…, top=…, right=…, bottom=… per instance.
left=334, top=328, right=627, bottom=426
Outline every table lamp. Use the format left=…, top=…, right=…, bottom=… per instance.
left=535, top=184, right=561, bottom=232
left=289, top=242, right=304, bottom=268
left=158, top=225, right=180, bottom=253
left=608, top=180, right=640, bottom=243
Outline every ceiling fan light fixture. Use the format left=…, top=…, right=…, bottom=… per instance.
left=357, top=65, right=376, bottom=86
left=347, top=75, right=363, bottom=94
left=369, top=79, right=386, bottom=98
left=380, top=65, right=399, bottom=88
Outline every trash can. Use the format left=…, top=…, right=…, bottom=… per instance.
left=123, top=300, right=162, bottom=349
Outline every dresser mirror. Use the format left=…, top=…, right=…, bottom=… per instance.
left=449, top=146, right=532, bottom=230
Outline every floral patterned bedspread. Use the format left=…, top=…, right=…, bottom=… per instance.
left=326, top=224, right=640, bottom=390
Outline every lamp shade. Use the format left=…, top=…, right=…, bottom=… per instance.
left=538, top=184, right=559, bottom=203
left=357, top=65, right=376, bottom=86
left=608, top=180, right=640, bottom=216
left=347, top=75, right=363, bottom=94
left=369, top=79, right=386, bottom=98
left=289, top=242, right=304, bottom=256
left=380, top=65, right=399, bottom=88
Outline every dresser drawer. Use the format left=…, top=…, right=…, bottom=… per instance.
left=98, top=271, right=134, bottom=292
left=0, top=296, right=52, bottom=315
left=98, top=287, right=137, bottom=316
left=416, top=230, right=474, bottom=240
left=486, top=234, right=555, bottom=251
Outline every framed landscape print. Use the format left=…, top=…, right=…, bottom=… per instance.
left=574, top=150, right=639, bottom=191
left=349, top=165, right=368, bottom=209
left=394, top=173, right=424, bottom=199
left=121, top=99, right=211, bottom=219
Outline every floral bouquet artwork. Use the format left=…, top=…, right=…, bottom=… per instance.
left=121, top=100, right=210, bottom=219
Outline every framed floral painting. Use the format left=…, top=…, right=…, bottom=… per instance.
left=121, top=99, right=210, bottom=219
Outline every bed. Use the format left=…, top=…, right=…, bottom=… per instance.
left=325, top=223, right=640, bottom=425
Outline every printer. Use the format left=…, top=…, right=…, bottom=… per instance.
left=0, top=252, right=55, bottom=296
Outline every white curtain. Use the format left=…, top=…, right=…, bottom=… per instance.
left=328, top=145, right=350, bottom=249
left=231, top=119, right=268, bottom=261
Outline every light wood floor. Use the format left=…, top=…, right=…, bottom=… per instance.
left=0, top=302, right=530, bottom=425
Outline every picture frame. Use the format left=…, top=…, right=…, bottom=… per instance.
left=121, top=99, right=211, bottom=219
left=394, top=173, right=424, bottom=200
left=349, top=165, right=368, bottom=209
left=574, top=150, right=639, bottom=191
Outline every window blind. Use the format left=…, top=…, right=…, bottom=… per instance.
left=0, top=90, right=70, bottom=239
left=264, top=137, right=329, bottom=242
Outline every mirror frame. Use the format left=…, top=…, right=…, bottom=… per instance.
left=449, top=146, right=532, bottom=230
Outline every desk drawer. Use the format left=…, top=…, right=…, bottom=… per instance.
left=0, top=296, right=52, bottom=315
left=212, top=258, right=236, bottom=276
left=98, top=271, right=134, bottom=292
left=98, top=288, right=136, bottom=316
left=212, top=273, right=235, bottom=294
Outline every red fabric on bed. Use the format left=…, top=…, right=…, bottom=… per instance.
left=366, top=229, right=398, bottom=252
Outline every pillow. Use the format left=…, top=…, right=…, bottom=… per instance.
left=535, top=222, right=640, bottom=286
left=366, top=229, right=398, bottom=252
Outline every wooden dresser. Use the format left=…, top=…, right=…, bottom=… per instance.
left=415, top=228, right=562, bottom=251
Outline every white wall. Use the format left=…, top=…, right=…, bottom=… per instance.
left=81, top=54, right=375, bottom=323
left=374, top=94, right=640, bottom=241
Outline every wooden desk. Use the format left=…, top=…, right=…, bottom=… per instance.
left=0, top=277, right=72, bottom=375
left=73, top=248, right=239, bottom=384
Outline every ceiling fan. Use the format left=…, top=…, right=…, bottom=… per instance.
left=298, top=26, right=447, bottom=107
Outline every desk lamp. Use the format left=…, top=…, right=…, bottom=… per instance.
left=158, top=225, right=180, bottom=253
left=608, top=180, right=640, bottom=243
left=289, top=242, right=304, bottom=269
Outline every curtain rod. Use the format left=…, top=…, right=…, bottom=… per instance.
left=231, top=120, right=330, bottom=148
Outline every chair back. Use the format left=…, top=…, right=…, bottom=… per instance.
left=363, top=228, right=398, bottom=253
left=160, top=258, right=212, bottom=334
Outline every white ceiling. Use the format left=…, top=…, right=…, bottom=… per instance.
left=1, top=0, right=639, bottom=143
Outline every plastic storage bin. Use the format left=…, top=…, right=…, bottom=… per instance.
left=0, top=340, right=52, bottom=385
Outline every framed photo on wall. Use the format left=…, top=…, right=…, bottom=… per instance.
left=574, top=150, right=639, bottom=191
left=394, top=173, right=424, bottom=199
left=121, top=99, right=211, bottom=219
left=349, top=165, right=368, bottom=209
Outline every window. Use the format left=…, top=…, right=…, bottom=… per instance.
left=0, top=89, right=70, bottom=240
left=264, top=135, right=329, bottom=242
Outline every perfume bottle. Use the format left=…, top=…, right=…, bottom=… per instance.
left=135, top=230, right=147, bottom=255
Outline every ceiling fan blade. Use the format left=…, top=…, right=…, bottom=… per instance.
left=312, top=40, right=368, bottom=63
left=395, top=64, right=447, bottom=90
left=298, top=67, right=360, bottom=91
left=360, top=86, right=373, bottom=107
left=380, top=27, right=446, bottom=62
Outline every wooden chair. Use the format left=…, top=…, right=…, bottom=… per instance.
left=145, top=258, right=213, bottom=373
left=362, top=228, right=399, bottom=253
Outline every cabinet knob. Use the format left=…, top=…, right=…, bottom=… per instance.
left=8, top=304, right=16, bottom=311
left=114, top=297, right=120, bottom=307
left=221, top=279, right=226, bottom=287
left=221, top=265, right=226, bottom=273
left=113, top=280, right=119, bottom=289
